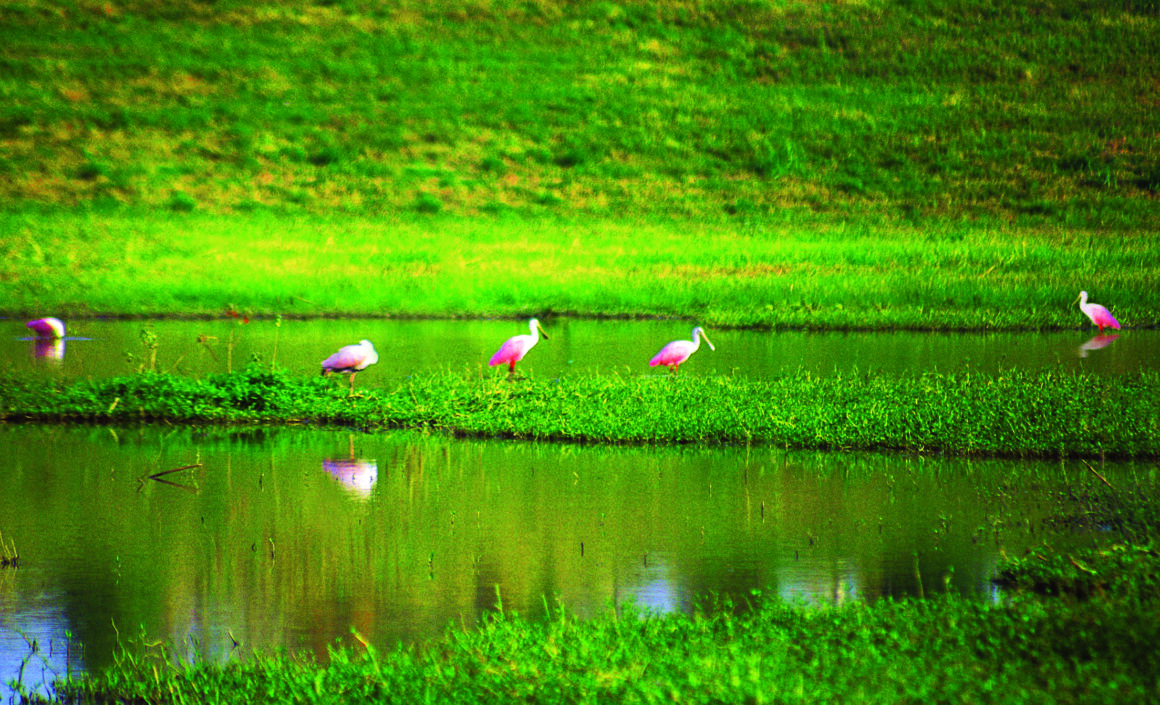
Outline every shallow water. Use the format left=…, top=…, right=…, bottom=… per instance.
left=2, top=317, right=1157, bottom=383
left=0, top=424, right=1142, bottom=697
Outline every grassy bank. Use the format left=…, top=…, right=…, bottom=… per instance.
left=2, top=0, right=1157, bottom=225
left=39, top=542, right=1160, bottom=704
left=4, top=212, right=1159, bottom=329
left=3, top=365, right=1157, bottom=459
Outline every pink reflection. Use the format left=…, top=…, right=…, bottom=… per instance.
left=33, top=337, right=66, bottom=362
left=324, top=435, right=378, bottom=497
left=323, top=459, right=378, bottom=496
left=1078, top=334, right=1120, bottom=358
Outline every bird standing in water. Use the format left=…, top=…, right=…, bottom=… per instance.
left=321, top=339, right=379, bottom=397
left=1075, top=291, right=1121, bottom=333
left=489, top=318, right=549, bottom=378
left=649, top=326, right=715, bottom=373
left=27, top=317, right=65, bottom=339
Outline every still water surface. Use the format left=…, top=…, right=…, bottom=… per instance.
left=0, top=424, right=1140, bottom=697
left=3, top=317, right=1158, bottom=381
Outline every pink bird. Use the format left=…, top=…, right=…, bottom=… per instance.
left=1075, top=291, right=1121, bottom=333
left=27, top=317, right=65, bottom=339
left=649, top=326, right=715, bottom=373
left=321, top=339, right=378, bottom=396
left=489, top=318, right=549, bottom=377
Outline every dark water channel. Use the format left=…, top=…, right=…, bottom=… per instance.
left=1, top=424, right=1148, bottom=698
left=3, top=318, right=1159, bottom=381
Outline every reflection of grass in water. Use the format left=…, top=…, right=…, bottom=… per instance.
left=0, top=528, right=17, bottom=568
left=2, top=365, right=1158, bottom=459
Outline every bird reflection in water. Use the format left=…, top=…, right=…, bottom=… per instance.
left=33, top=336, right=66, bottom=362
left=26, top=317, right=67, bottom=363
left=1078, top=334, right=1120, bottom=358
left=323, top=435, right=378, bottom=497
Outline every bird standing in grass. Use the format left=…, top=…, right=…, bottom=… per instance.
left=489, top=318, right=549, bottom=378
left=1075, top=291, right=1121, bottom=333
left=649, top=326, right=715, bottom=373
left=321, top=339, right=378, bottom=397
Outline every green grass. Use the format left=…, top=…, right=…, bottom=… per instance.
left=3, top=212, right=1158, bottom=328
left=2, top=0, right=1158, bottom=226
left=2, top=0, right=1159, bottom=328
left=4, top=365, right=1158, bottom=459
left=40, top=542, right=1160, bottom=704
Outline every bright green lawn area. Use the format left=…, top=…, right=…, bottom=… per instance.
left=3, top=212, right=1158, bottom=329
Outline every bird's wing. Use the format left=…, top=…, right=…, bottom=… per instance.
left=490, top=336, right=526, bottom=366
left=323, top=345, right=366, bottom=372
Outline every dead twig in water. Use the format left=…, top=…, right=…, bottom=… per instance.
left=1082, top=459, right=1114, bottom=490
left=137, top=464, right=203, bottom=493
left=148, top=463, right=202, bottom=480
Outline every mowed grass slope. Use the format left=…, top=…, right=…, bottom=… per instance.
left=1, top=0, right=1157, bottom=223
left=2, top=0, right=1158, bottom=327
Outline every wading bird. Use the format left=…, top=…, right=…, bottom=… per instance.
left=1075, top=291, right=1121, bottom=333
left=649, top=326, right=715, bottom=373
left=321, top=339, right=378, bottom=397
left=489, top=318, right=549, bottom=377
left=27, top=317, right=65, bottom=339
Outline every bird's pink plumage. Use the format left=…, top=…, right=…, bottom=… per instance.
left=490, top=337, right=530, bottom=367
left=649, top=341, right=695, bottom=368
left=323, top=345, right=372, bottom=373
left=1088, top=305, right=1120, bottom=330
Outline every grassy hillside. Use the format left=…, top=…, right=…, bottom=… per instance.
left=2, top=0, right=1158, bottom=225
left=2, top=0, right=1158, bottom=326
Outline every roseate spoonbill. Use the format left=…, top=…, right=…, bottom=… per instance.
left=1075, top=291, right=1121, bottom=333
left=649, top=326, right=715, bottom=373
left=27, top=317, right=65, bottom=339
left=321, top=339, right=378, bottom=396
left=489, top=318, right=549, bottom=377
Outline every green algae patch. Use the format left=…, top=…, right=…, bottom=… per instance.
left=3, top=366, right=1158, bottom=459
